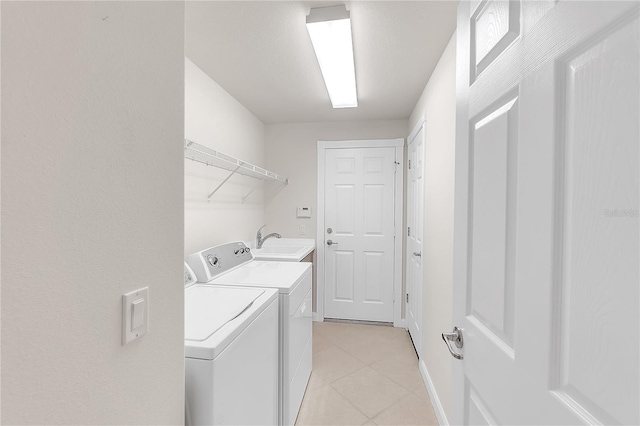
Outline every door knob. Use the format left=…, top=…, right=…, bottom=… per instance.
left=327, top=239, right=338, bottom=246
left=442, top=326, right=464, bottom=360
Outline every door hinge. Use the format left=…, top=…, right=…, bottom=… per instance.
left=406, top=293, right=409, bottom=303
left=409, top=159, right=411, bottom=169
left=408, top=227, right=411, bottom=237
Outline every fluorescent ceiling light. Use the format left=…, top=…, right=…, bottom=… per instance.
left=306, top=5, right=358, bottom=108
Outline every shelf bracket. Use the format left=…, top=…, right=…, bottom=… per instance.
left=241, top=179, right=265, bottom=203
left=207, top=164, right=243, bottom=200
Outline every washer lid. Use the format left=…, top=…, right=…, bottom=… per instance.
left=211, top=260, right=311, bottom=293
left=185, top=286, right=264, bottom=341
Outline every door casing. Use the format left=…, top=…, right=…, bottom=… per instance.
left=406, top=118, right=426, bottom=354
left=317, top=138, right=404, bottom=326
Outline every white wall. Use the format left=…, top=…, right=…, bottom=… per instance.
left=264, top=120, right=408, bottom=237
left=1, top=2, right=185, bottom=424
left=184, top=58, right=266, bottom=256
left=408, top=33, right=457, bottom=421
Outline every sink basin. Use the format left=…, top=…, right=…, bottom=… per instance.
left=254, top=246, right=308, bottom=255
left=250, top=238, right=315, bottom=262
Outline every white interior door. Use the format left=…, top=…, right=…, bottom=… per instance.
left=406, top=121, right=425, bottom=354
left=323, top=146, right=398, bottom=322
left=451, top=1, right=639, bottom=424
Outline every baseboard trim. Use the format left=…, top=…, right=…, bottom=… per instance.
left=324, top=318, right=393, bottom=327
left=419, top=359, right=449, bottom=426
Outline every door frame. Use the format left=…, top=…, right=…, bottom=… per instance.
left=451, top=5, right=470, bottom=422
left=405, top=117, right=425, bottom=354
left=316, top=138, right=404, bottom=327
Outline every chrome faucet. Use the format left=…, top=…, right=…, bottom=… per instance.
left=256, top=224, right=281, bottom=249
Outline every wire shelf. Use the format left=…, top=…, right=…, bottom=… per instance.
left=184, top=139, right=288, bottom=200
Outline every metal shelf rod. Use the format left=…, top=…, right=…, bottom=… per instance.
left=208, top=164, right=243, bottom=200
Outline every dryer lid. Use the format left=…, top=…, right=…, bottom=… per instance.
left=185, top=286, right=264, bottom=341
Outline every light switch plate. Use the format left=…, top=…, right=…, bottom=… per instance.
left=122, top=287, right=148, bottom=345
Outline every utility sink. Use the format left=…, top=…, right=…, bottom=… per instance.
left=250, top=238, right=315, bottom=262
left=255, top=246, right=308, bottom=255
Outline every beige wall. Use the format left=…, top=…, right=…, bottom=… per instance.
left=1, top=2, right=185, bottom=424
left=184, top=58, right=266, bottom=256
left=408, top=32, right=457, bottom=421
left=264, top=120, right=408, bottom=238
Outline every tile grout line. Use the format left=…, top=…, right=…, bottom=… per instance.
left=367, top=357, right=424, bottom=393
left=326, top=364, right=369, bottom=386
left=328, top=365, right=414, bottom=420
left=327, top=377, right=377, bottom=422
left=369, top=390, right=422, bottom=425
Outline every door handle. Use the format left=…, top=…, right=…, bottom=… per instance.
left=413, top=252, right=421, bottom=257
left=442, top=326, right=464, bottom=360
left=327, top=239, right=338, bottom=246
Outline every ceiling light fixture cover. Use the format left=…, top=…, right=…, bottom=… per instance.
left=306, top=5, right=358, bottom=108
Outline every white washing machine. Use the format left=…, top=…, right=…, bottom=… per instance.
left=184, top=264, right=279, bottom=426
left=188, top=242, right=312, bottom=426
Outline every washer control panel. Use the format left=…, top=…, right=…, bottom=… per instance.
left=206, top=254, right=220, bottom=268
left=187, top=241, right=253, bottom=282
left=233, top=247, right=251, bottom=256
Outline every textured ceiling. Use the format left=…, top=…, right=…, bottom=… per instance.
left=185, top=1, right=458, bottom=124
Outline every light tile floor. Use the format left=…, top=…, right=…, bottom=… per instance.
left=296, top=321, right=439, bottom=426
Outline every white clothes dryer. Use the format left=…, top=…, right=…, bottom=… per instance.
left=184, top=276, right=279, bottom=425
left=188, top=242, right=312, bottom=426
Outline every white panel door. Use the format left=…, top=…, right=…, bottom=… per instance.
left=324, top=147, right=397, bottom=322
left=407, top=123, right=425, bottom=354
left=451, top=1, right=639, bottom=424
